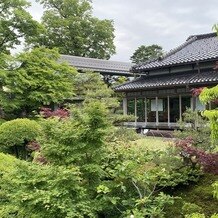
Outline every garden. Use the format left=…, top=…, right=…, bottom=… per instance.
left=0, top=0, right=218, bottom=217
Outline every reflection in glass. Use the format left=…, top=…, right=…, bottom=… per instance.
left=147, top=98, right=156, bottom=122
left=182, top=97, right=191, bottom=114
left=137, top=98, right=145, bottom=122
left=127, top=99, right=135, bottom=115
left=170, top=97, right=179, bottom=122
left=158, top=98, right=168, bottom=122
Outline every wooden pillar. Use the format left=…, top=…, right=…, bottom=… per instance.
left=167, top=96, right=170, bottom=127
left=123, top=98, right=127, bottom=115
left=179, top=95, right=182, bottom=120
left=145, top=97, right=147, bottom=125
left=156, top=97, right=159, bottom=126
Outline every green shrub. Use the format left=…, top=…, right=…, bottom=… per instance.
left=0, top=118, right=41, bottom=158
left=185, top=213, right=205, bottom=218
left=175, top=109, right=212, bottom=151
left=0, top=153, right=93, bottom=218
left=182, top=202, right=203, bottom=215
left=110, top=127, right=140, bottom=142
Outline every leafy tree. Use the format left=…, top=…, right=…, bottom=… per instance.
left=0, top=0, right=43, bottom=53
left=0, top=47, right=77, bottom=118
left=73, top=72, right=119, bottom=109
left=73, top=72, right=134, bottom=125
left=39, top=102, right=109, bottom=184
left=33, top=0, right=116, bottom=59
left=130, top=44, right=163, bottom=64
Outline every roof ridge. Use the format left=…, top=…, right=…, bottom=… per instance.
left=162, top=36, right=197, bottom=59
left=186, top=32, right=217, bottom=41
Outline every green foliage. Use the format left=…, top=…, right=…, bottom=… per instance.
left=98, top=140, right=201, bottom=217
left=200, top=85, right=218, bottom=104
left=73, top=72, right=133, bottom=125
left=0, top=118, right=41, bottom=158
left=199, top=85, right=218, bottom=146
left=74, top=72, right=119, bottom=109
left=130, top=44, right=163, bottom=64
left=202, top=110, right=218, bottom=144
left=34, top=0, right=115, bottom=59
left=0, top=0, right=43, bottom=53
left=182, top=202, right=203, bottom=215
left=185, top=213, right=206, bottom=218
left=185, top=213, right=218, bottom=218
left=212, top=181, right=218, bottom=199
left=0, top=47, right=77, bottom=117
left=175, top=109, right=212, bottom=151
left=165, top=174, right=218, bottom=218
left=39, top=102, right=110, bottom=190
left=0, top=153, right=95, bottom=218
left=110, top=127, right=140, bottom=142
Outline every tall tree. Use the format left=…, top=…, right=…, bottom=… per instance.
left=0, top=47, right=77, bottom=118
left=0, top=0, right=43, bottom=53
left=130, top=44, right=163, bottom=64
left=33, top=0, right=116, bottom=59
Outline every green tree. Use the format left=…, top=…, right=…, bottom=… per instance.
left=0, top=47, right=77, bottom=118
left=72, top=72, right=133, bottom=125
left=0, top=0, right=43, bottom=53
left=130, top=44, right=163, bottom=64
left=73, top=72, right=119, bottom=109
left=33, top=0, right=115, bottom=59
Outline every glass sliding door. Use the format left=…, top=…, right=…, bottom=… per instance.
left=170, top=97, right=180, bottom=122
left=127, top=99, right=135, bottom=115
left=147, top=98, right=156, bottom=122
left=136, top=98, right=145, bottom=122
left=158, top=98, right=168, bottom=122
left=182, top=96, right=191, bottom=114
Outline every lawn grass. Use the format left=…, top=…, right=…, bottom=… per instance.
left=131, top=136, right=172, bottom=151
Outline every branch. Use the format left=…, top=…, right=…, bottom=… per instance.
left=131, top=180, right=143, bottom=199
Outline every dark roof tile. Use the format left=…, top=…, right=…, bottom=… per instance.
left=114, top=71, right=218, bottom=91
left=59, top=55, right=133, bottom=76
left=133, top=33, right=218, bottom=72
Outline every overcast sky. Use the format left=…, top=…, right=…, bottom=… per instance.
left=28, top=0, right=218, bottom=62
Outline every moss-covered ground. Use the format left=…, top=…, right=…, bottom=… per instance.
left=164, top=174, right=218, bottom=217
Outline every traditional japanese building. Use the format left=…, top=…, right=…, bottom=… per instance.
left=59, top=55, right=133, bottom=76
left=114, top=33, right=218, bottom=129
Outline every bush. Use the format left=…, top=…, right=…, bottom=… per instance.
left=0, top=118, right=41, bottom=158
left=182, top=202, right=203, bottom=215
left=175, top=109, right=212, bottom=151
left=0, top=153, right=93, bottom=218
left=110, top=127, right=140, bottom=142
left=185, top=213, right=205, bottom=218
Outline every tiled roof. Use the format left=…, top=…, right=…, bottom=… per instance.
left=114, top=71, right=218, bottom=91
left=132, top=33, right=218, bottom=72
left=59, top=55, right=133, bottom=76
